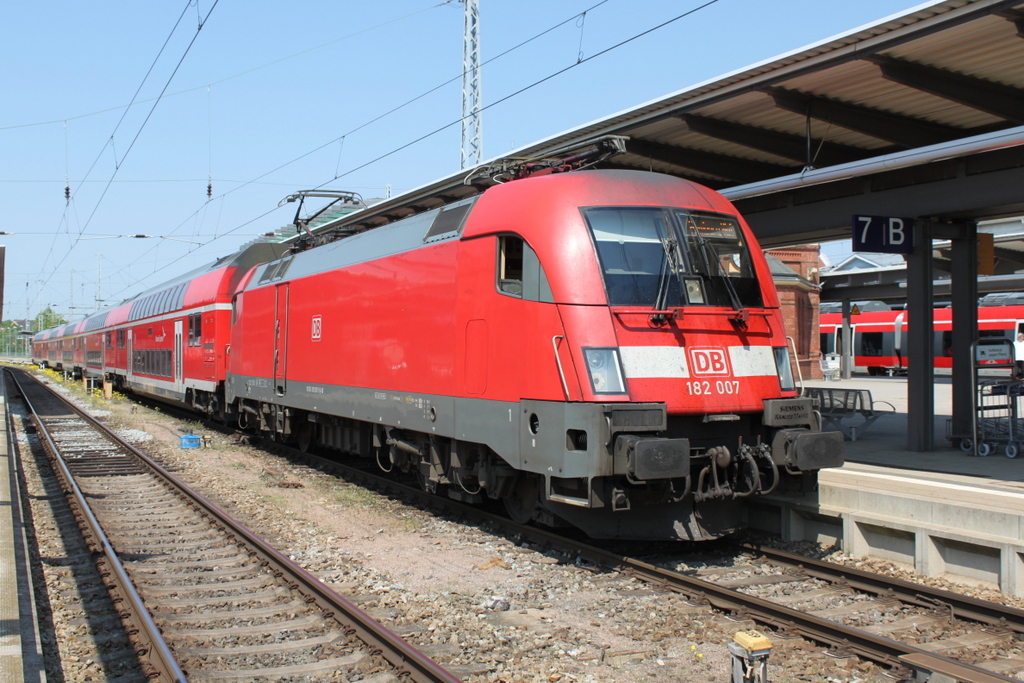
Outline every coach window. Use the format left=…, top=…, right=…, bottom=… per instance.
left=117, top=329, right=125, bottom=349
left=188, top=313, right=202, bottom=346
left=858, top=331, right=883, bottom=356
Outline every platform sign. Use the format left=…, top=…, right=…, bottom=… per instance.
left=852, top=215, right=914, bottom=254
left=975, top=339, right=1013, bottom=367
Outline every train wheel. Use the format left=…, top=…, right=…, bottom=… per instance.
left=295, top=422, right=315, bottom=453
left=503, top=474, right=542, bottom=524
left=978, top=442, right=991, bottom=457
left=1006, top=443, right=1019, bottom=459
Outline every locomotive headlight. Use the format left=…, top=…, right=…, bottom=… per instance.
left=773, top=346, right=796, bottom=392
left=583, top=348, right=627, bottom=394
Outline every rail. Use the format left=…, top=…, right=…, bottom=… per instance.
left=8, top=369, right=188, bottom=682
left=9, top=368, right=461, bottom=683
left=237, top=432, right=1020, bottom=682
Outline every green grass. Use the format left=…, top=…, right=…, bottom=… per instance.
left=330, top=486, right=378, bottom=508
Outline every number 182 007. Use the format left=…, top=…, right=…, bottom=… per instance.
left=686, top=380, right=740, bottom=395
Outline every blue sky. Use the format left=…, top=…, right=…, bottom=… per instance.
left=1, top=0, right=926, bottom=323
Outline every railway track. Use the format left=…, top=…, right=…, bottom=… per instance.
left=23, top=368, right=1024, bottom=681
left=221, top=422, right=1024, bottom=682
left=7, top=367, right=460, bottom=683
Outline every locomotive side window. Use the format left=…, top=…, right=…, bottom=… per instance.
left=498, top=236, right=524, bottom=296
left=495, top=236, right=554, bottom=302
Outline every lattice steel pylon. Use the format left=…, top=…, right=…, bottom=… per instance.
left=461, top=0, right=482, bottom=169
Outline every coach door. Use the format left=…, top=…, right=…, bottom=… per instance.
left=174, top=319, right=184, bottom=395
left=127, top=329, right=134, bottom=382
left=274, top=283, right=289, bottom=396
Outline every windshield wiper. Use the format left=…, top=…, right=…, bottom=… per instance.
left=652, top=231, right=685, bottom=323
left=686, top=222, right=746, bottom=317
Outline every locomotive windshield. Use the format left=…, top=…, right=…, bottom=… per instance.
left=583, top=207, right=763, bottom=309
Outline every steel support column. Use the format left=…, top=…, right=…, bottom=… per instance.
left=841, top=300, right=853, bottom=380
left=950, top=222, right=978, bottom=447
left=907, top=221, right=934, bottom=451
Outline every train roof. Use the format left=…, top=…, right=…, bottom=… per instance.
left=245, top=197, right=476, bottom=290
left=34, top=241, right=291, bottom=337
left=126, top=241, right=288, bottom=304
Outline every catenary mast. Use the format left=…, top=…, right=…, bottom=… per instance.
left=461, top=0, right=482, bottom=169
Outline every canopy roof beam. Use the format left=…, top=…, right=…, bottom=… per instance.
left=766, top=87, right=964, bottom=148
left=679, top=114, right=878, bottom=167
left=625, top=138, right=795, bottom=184
left=868, top=55, right=1024, bottom=124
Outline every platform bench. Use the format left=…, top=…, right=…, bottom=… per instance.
left=802, top=387, right=895, bottom=441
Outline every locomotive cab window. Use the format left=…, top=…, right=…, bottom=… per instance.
left=496, top=235, right=554, bottom=303
left=583, top=207, right=763, bottom=309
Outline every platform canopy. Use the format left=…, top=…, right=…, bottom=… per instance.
left=311, top=0, right=1024, bottom=250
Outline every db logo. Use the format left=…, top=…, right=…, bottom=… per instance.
left=311, top=315, right=322, bottom=341
left=689, top=348, right=730, bottom=376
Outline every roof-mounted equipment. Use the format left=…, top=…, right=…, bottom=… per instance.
left=279, top=190, right=366, bottom=252
left=464, top=135, right=628, bottom=185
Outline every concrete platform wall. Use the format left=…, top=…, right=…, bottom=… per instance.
left=752, top=465, right=1024, bottom=596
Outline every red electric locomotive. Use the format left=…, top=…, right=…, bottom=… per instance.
left=226, top=170, right=843, bottom=540
left=33, top=169, right=843, bottom=541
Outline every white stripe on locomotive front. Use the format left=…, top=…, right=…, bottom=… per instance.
left=619, top=345, right=777, bottom=379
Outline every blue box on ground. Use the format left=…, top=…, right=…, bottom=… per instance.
left=180, top=434, right=201, bottom=449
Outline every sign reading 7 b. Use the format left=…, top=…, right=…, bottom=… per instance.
left=852, top=215, right=915, bottom=254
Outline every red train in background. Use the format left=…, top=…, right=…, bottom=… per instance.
left=33, top=169, right=844, bottom=541
left=820, top=304, right=1024, bottom=376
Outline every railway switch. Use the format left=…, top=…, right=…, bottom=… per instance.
left=728, top=630, right=772, bottom=683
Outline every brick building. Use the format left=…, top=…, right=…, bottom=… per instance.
left=765, top=245, right=822, bottom=380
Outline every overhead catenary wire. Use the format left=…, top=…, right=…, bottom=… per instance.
left=100, top=0, right=620, bottom=301
left=202, top=0, right=612, bottom=203
left=310, top=0, right=722, bottom=191
left=37, top=0, right=200, bottom=296
left=0, top=2, right=452, bottom=133
left=37, top=0, right=221, bottom=299
left=104, top=0, right=722, bottom=304
left=33, top=0, right=721, bottom=313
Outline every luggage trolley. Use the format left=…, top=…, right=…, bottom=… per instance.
left=961, top=339, right=1024, bottom=457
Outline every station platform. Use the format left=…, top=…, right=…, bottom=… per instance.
left=756, top=375, right=1024, bottom=597
left=0, top=385, right=46, bottom=682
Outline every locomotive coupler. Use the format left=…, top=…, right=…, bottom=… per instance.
left=694, top=454, right=732, bottom=502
